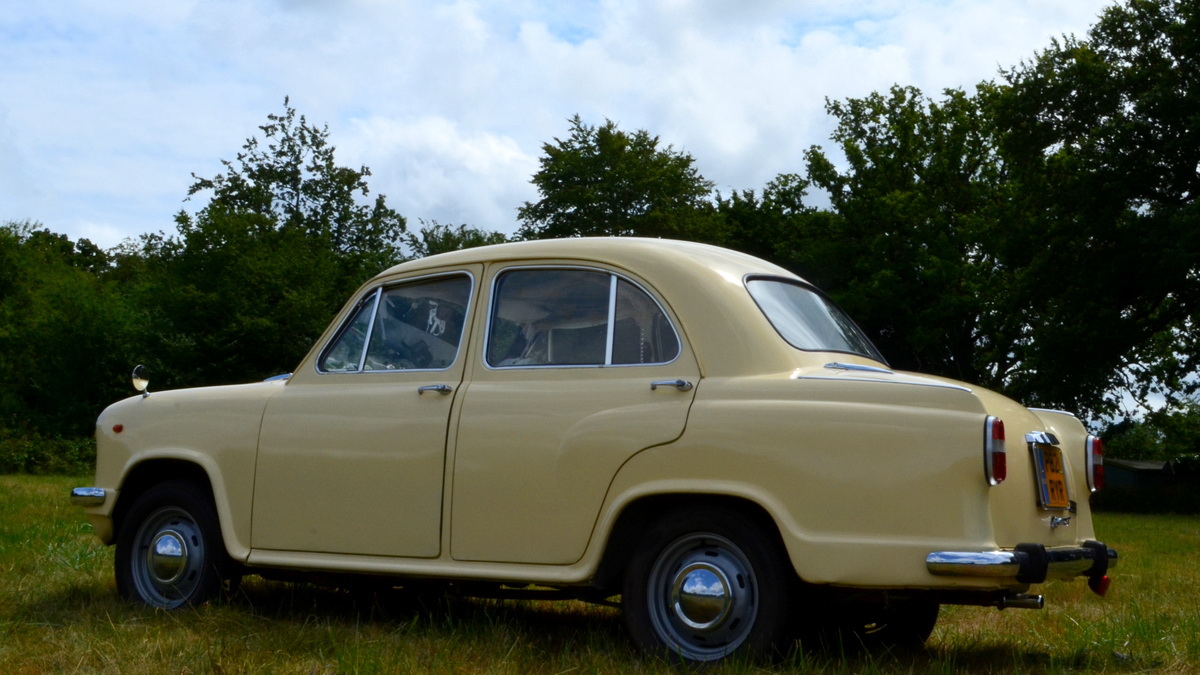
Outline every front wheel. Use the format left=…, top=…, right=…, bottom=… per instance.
left=622, top=509, right=796, bottom=663
left=115, top=480, right=229, bottom=609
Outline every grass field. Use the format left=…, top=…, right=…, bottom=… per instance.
left=2, top=475, right=1198, bottom=673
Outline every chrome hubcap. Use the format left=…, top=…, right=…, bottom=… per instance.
left=646, top=532, right=759, bottom=661
left=130, top=506, right=206, bottom=608
left=671, top=563, right=732, bottom=629
left=148, top=530, right=188, bottom=584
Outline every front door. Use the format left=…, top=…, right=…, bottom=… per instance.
left=252, top=269, right=478, bottom=558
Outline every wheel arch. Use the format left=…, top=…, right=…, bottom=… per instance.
left=592, top=492, right=791, bottom=594
left=114, top=455, right=250, bottom=562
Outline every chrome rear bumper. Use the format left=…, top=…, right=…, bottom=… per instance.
left=927, top=540, right=1117, bottom=586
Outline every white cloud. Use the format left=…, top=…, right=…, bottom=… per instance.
left=343, top=115, right=538, bottom=228
left=0, top=0, right=1112, bottom=248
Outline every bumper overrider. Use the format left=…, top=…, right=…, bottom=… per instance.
left=927, top=540, right=1118, bottom=604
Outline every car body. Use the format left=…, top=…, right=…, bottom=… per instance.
left=73, top=237, right=1116, bottom=662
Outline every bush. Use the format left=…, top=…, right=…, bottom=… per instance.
left=0, top=430, right=95, bottom=475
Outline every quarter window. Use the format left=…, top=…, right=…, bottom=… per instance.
left=487, top=269, right=680, bottom=367
left=746, top=276, right=884, bottom=361
left=319, top=274, right=472, bottom=372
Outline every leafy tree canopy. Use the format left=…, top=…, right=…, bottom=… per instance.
left=140, top=99, right=409, bottom=387
left=796, top=86, right=1015, bottom=388
left=0, top=221, right=141, bottom=436
left=1105, top=399, right=1200, bottom=461
left=182, top=97, right=406, bottom=269
left=989, top=0, right=1200, bottom=415
left=517, top=115, right=719, bottom=241
left=404, top=220, right=508, bottom=259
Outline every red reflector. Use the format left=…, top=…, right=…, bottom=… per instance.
left=112, top=424, right=124, bottom=434
left=993, top=450, right=1007, bottom=483
left=1089, top=574, right=1111, bottom=597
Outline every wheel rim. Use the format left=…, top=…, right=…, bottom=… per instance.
left=646, top=532, right=758, bottom=661
left=130, top=506, right=207, bottom=608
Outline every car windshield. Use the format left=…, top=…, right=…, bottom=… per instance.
left=746, top=277, right=885, bottom=362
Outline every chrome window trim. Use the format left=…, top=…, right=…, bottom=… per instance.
left=604, top=274, right=617, bottom=366
left=483, top=264, right=683, bottom=371
left=315, top=270, right=477, bottom=375
left=354, top=288, right=383, bottom=370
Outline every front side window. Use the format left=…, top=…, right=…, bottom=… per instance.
left=319, top=274, right=472, bottom=372
left=487, top=268, right=680, bottom=367
left=746, top=277, right=885, bottom=362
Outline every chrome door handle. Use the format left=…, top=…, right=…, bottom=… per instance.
left=418, top=384, right=453, bottom=396
left=650, top=379, right=693, bottom=392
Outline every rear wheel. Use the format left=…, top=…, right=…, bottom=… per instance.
left=622, top=509, right=796, bottom=663
left=833, top=599, right=939, bottom=650
left=116, top=480, right=229, bottom=609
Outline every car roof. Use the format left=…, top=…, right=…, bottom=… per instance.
left=375, top=237, right=801, bottom=284
left=368, top=238, right=816, bottom=377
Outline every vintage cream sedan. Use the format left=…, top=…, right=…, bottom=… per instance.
left=73, top=238, right=1116, bottom=662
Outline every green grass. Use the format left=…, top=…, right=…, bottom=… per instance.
left=2, top=475, right=1198, bottom=673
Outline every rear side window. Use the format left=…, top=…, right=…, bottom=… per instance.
left=487, top=268, right=680, bottom=367
left=319, top=274, right=473, bottom=372
left=746, top=277, right=884, bottom=362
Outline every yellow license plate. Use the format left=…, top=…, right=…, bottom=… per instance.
left=1033, top=445, right=1070, bottom=509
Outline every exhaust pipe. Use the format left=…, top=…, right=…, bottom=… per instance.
left=997, top=593, right=1044, bottom=610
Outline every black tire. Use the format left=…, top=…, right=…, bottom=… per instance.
left=115, top=480, right=230, bottom=609
left=836, top=599, right=939, bottom=650
left=622, top=508, right=796, bottom=663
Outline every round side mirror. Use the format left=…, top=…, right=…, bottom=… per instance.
left=131, top=364, right=150, bottom=397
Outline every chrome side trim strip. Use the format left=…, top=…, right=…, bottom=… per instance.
left=1029, top=407, right=1077, bottom=418
left=824, top=361, right=894, bottom=374
left=792, top=374, right=972, bottom=393
left=70, top=487, right=107, bottom=507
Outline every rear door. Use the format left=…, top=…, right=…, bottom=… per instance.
left=450, top=265, right=700, bottom=564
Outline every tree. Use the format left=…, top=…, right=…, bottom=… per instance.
left=404, top=220, right=507, bottom=258
left=144, top=99, right=409, bottom=387
left=0, top=221, right=142, bottom=437
left=180, top=98, right=407, bottom=275
left=714, top=173, right=819, bottom=264
left=991, top=0, right=1200, bottom=414
left=1104, top=399, right=1200, bottom=461
left=517, top=115, right=719, bottom=240
left=798, top=86, right=1017, bottom=389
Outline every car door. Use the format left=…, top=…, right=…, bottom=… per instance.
left=450, top=265, right=700, bottom=564
left=251, top=268, right=479, bottom=558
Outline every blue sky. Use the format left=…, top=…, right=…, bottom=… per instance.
left=1, top=0, right=1112, bottom=249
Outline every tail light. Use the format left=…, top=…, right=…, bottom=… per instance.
left=984, top=416, right=1006, bottom=485
left=1086, top=435, right=1105, bottom=492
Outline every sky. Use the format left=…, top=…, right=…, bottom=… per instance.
left=1, top=0, right=1114, bottom=250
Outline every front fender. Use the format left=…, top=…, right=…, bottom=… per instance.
left=90, top=381, right=283, bottom=560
